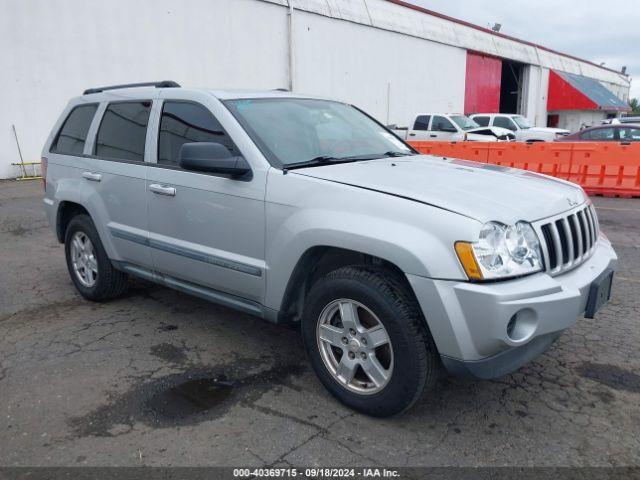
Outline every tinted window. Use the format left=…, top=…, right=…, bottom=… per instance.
left=158, top=102, right=238, bottom=166
left=51, top=104, right=98, bottom=155
left=413, top=115, right=431, bottom=130
left=494, top=116, right=517, bottom=131
left=580, top=128, right=615, bottom=141
left=432, top=116, right=456, bottom=132
left=95, top=101, right=152, bottom=161
left=474, top=116, right=490, bottom=127
left=619, top=128, right=640, bottom=142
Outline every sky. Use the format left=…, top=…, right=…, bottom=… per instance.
left=405, top=0, right=639, bottom=100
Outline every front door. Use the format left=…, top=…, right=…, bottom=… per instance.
left=430, top=116, right=461, bottom=141
left=146, top=98, right=266, bottom=303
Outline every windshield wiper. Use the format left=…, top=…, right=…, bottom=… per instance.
left=382, top=151, right=413, bottom=157
left=283, top=156, right=357, bottom=171
left=283, top=151, right=413, bottom=172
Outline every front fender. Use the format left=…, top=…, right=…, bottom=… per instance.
left=263, top=170, right=481, bottom=311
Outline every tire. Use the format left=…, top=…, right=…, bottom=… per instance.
left=64, top=214, right=128, bottom=301
left=301, top=266, right=440, bottom=417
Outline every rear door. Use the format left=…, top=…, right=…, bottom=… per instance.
left=84, top=97, right=155, bottom=267
left=406, top=115, right=431, bottom=141
left=145, top=91, right=267, bottom=303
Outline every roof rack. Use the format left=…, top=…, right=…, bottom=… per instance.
left=83, top=81, right=181, bottom=95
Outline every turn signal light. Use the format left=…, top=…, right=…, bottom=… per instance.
left=455, top=242, right=483, bottom=280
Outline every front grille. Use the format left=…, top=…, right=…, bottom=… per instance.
left=536, top=204, right=599, bottom=275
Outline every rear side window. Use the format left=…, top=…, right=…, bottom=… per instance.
left=51, top=104, right=98, bottom=155
left=158, top=101, right=238, bottom=166
left=580, top=128, right=615, bottom=141
left=473, top=116, right=490, bottom=127
left=95, top=101, right=152, bottom=162
left=413, top=115, right=431, bottom=130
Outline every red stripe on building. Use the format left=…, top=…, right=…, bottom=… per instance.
left=547, top=70, right=598, bottom=111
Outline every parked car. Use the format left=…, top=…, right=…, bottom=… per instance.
left=392, top=114, right=515, bottom=142
left=43, top=82, right=617, bottom=416
left=470, top=113, right=570, bottom=142
left=559, top=124, right=640, bottom=142
left=604, top=116, right=640, bottom=124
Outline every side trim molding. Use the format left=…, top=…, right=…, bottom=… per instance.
left=109, top=227, right=262, bottom=277
left=113, top=261, right=272, bottom=320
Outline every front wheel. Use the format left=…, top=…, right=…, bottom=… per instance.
left=302, top=267, right=440, bottom=417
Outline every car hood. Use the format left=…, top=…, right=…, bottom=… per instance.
left=468, top=126, right=513, bottom=136
left=292, top=155, right=586, bottom=224
left=464, top=132, right=498, bottom=141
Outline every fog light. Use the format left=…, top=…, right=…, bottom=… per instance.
left=506, top=309, right=537, bottom=342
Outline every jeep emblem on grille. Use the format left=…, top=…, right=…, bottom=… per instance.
left=567, top=197, right=579, bottom=207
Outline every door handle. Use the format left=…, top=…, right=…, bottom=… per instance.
left=430, top=134, right=438, bottom=138
left=82, top=171, right=102, bottom=182
left=409, top=133, right=416, bottom=137
left=149, top=184, right=176, bottom=197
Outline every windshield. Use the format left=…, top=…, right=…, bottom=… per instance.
left=224, top=98, right=412, bottom=167
left=450, top=115, right=480, bottom=131
left=512, top=115, right=533, bottom=129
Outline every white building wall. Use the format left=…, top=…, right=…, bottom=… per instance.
left=0, top=0, right=632, bottom=178
left=293, top=11, right=466, bottom=126
left=0, top=0, right=290, bottom=179
left=522, top=66, right=550, bottom=127
left=551, top=111, right=608, bottom=132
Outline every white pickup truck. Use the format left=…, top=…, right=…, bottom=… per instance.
left=392, top=114, right=516, bottom=142
left=470, top=114, right=570, bottom=142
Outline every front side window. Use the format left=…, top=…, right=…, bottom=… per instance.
left=473, top=116, right=490, bottom=127
left=158, top=101, right=238, bottom=166
left=51, top=104, right=98, bottom=155
left=95, top=101, right=152, bottom=162
left=413, top=115, right=431, bottom=130
left=512, top=115, right=533, bottom=129
left=224, top=98, right=411, bottom=167
left=431, top=116, right=457, bottom=132
left=619, top=128, right=640, bottom=142
left=494, top=116, right=517, bottom=131
left=450, top=115, right=480, bottom=131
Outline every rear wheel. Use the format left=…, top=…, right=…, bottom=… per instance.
left=64, top=214, right=127, bottom=301
left=302, top=267, right=440, bottom=417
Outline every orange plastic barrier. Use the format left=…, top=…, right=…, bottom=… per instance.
left=409, top=141, right=640, bottom=198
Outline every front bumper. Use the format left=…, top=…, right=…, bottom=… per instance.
left=407, top=236, right=617, bottom=379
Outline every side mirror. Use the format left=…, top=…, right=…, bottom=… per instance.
left=179, top=142, right=251, bottom=178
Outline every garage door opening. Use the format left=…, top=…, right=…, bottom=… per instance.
left=500, top=59, right=525, bottom=114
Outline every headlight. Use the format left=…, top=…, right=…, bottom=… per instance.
left=455, top=221, right=543, bottom=280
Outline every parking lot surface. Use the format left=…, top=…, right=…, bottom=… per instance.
left=0, top=180, right=639, bottom=467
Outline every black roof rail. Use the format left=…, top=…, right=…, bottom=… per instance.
left=83, top=81, right=181, bottom=95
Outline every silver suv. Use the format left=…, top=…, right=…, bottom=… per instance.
left=43, top=82, right=617, bottom=416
